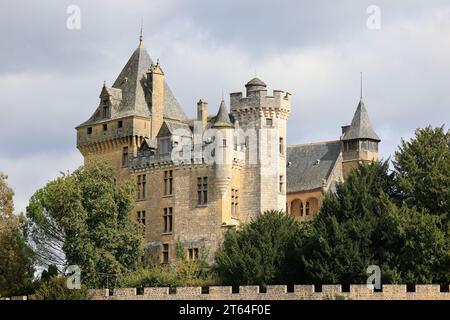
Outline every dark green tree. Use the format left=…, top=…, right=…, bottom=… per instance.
left=25, top=161, right=144, bottom=288
left=393, top=125, right=450, bottom=222
left=300, top=162, right=396, bottom=285
left=214, top=210, right=306, bottom=286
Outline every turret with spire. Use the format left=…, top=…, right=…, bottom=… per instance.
left=341, top=75, right=381, bottom=177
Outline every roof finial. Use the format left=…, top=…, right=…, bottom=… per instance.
left=221, top=88, right=224, bottom=101
left=139, top=17, right=143, bottom=45
left=360, top=72, right=363, bottom=100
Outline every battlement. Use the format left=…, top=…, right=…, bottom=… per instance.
left=2, top=284, right=449, bottom=300
left=230, top=89, right=291, bottom=116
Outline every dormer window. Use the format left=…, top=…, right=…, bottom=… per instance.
left=102, top=99, right=110, bottom=119
left=159, top=138, right=171, bottom=154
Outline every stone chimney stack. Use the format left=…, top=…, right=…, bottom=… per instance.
left=147, top=60, right=165, bottom=138
left=197, top=99, right=208, bottom=131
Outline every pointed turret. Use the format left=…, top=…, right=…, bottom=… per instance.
left=212, top=100, right=234, bottom=128
left=341, top=98, right=380, bottom=177
left=342, top=99, right=380, bottom=142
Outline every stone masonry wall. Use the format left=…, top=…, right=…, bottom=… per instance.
left=2, top=284, right=449, bottom=300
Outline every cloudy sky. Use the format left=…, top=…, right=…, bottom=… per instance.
left=1, top=0, right=449, bottom=213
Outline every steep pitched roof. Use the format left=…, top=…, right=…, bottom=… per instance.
left=212, top=100, right=234, bottom=128
left=287, top=141, right=341, bottom=193
left=79, top=42, right=187, bottom=126
left=342, top=99, right=380, bottom=141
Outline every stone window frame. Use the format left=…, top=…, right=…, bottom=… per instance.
left=163, top=207, right=173, bottom=234
left=122, top=146, right=129, bottom=167
left=163, top=170, right=173, bottom=196
left=102, top=99, right=110, bottom=119
left=188, top=248, right=199, bottom=261
left=136, top=211, right=146, bottom=232
left=197, top=177, right=208, bottom=206
left=279, top=175, right=284, bottom=193
left=137, top=174, right=147, bottom=200
left=162, top=243, right=169, bottom=264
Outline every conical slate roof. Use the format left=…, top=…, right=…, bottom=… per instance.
left=112, top=42, right=187, bottom=121
left=212, top=100, right=233, bottom=128
left=342, top=99, right=380, bottom=141
left=79, top=41, right=187, bottom=127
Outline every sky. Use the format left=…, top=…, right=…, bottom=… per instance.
left=0, top=0, right=449, bottom=214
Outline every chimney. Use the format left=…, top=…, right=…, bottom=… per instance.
left=197, top=99, right=208, bottom=131
left=147, top=60, right=165, bottom=138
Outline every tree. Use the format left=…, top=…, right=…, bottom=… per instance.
left=25, top=161, right=144, bottom=288
left=300, top=161, right=450, bottom=286
left=0, top=173, right=35, bottom=297
left=214, top=210, right=306, bottom=286
left=34, top=276, right=91, bottom=300
left=300, top=162, right=396, bottom=285
left=393, top=126, right=450, bottom=223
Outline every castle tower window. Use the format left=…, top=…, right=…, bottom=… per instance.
left=188, top=248, right=199, bottom=261
left=197, top=177, right=208, bottom=205
left=279, top=175, right=284, bottom=193
left=103, top=124, right=108, bottom=131
left=266, top=118, right=273, bottom=127
left=118, top=120, right=123, bottom=129
left=279, top=137, right=284, bottom=155
left=102, top=100, right=110, bottom=119
left=137, top=174, right=146, bottom=200
left=222, top=139, right=227, bottom=147
left=163, top=207, right=173, bottom=233
left=122, top=147, right=129, bottom=167
left=137, top=211, right=146, bottom=231
left=87, top=127, right=92, bottom=135
left=231, top=189, right=239, bottom=218
left=164, top=170, right=173, bottom=196
left=162, top=244, right=169, bottom=264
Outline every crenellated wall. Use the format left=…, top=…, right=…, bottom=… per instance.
left=2, top=284, right=449, bottom=300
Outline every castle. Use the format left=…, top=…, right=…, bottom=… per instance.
left=76, top=36, right=380, bottom=263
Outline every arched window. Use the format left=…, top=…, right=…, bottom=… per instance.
left=305, top=201, right=310, bottom=216
left=290, top=199, right=303, bottom=217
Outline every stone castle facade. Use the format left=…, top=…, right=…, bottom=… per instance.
left=76, top=37, right=380, bottom=263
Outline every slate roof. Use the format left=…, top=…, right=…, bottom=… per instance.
left=342, top=99, right=380, bottom=141
left=245, top=77, right=266, bottom=87
left=157, top=121, right=192, bottom=138
left=212, top=100, right=234, bottom=128
left=79, top=42, right=187, bottom=127
left=287, top=141, right=341, bottom=193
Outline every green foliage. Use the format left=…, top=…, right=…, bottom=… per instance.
left=214, top=210, right=306, bottom=286
left=393, top=126, right=450, bottom=221
left=35, top=276, right=91, bottom=300
left=213, top=125, right=450, bottom=287
left=119, top=247, right=217, bottom=288
left=300, top=162, right=395, bottom=284
left=0, top=173, right=35, bottom=297
left=25, top=161, right=144, bottom=288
